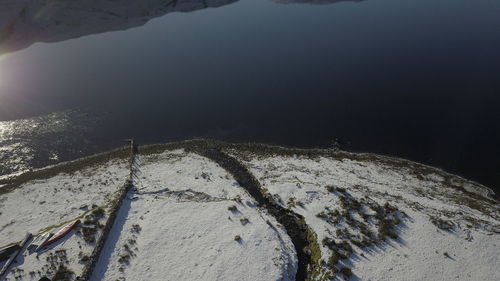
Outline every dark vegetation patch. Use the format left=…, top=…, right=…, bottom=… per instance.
left=52, top=265, right=75, bottom=281
left=78, top=252, right=91, bottom=264
left=339, top=267, right=353, bottom=278
left=326, top=185, right=346, bottom=193
left=28, top=270, right=37, bottom=279
left=76, top=207, right=106, bottom=244
left=79, top=179, right=135, bottom=281
left=38, top=249, right=74, bottom=280
left=118, top=244, right=135, bottom=272
left=240, top=218, right=250, bottom=225
left=80, top=226, right=98, bottom=244
left=430, top=217, right=455, bottom=231
left=118, top=223, right=141, bottom=272
left=446, top=192, right=497, bottom=218
left=287, top=197, right=304, bottom=209
left=131, top=224, right=142, bottom=234
left=316, top=208, right=342, bottom=224
left=315, top=188, right=405, bottom=278
left=10, top=268, right=25, bottom=280
left=299, top=218, right=323, bottom=281
left=233, top=195, right=242, bottom=203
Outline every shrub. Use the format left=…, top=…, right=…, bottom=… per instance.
left=91, top=207, right=105, bottom=219
left=81, top=226, right=97, bottom=243
left=326, top=185, right=346, bottom=193
left=316, top=209, right=342, bottom=224
left=383, top=202, right=398, bottom=213
left=337, top=241, right=353, bottom=254
left=316, top=212, right=327, bottom=219
left=131, top=224, right=142, bottom=234
left=287, top=197, right=304, bottom=209
left=430, top=217, right=455, bottom=231
left=340, top=267, right=352, bottom=277
left=322, top=237, right=337, bottom=250
left=52, top=265, right=74, bottom=281
left=359, top=222, right=372, bottom=237
left=351, top=235, right=373, bottom=248
left=80, top=255, right=90, bottom=263
left=339, top=195, right=361, bottom=211
left=118, top=254, right=131, bottom=265
left=360, top=213, right=372, bottom=222
left=377, top=218, right=399, bottom=240
left=327, top=252, right=340, bottom=268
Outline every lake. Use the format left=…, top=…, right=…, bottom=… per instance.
left=0, top=0, right=499, bottom=193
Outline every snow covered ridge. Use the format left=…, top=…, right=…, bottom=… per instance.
left=0, top=139, right=498, bottom=281
left=224, top=143, right=499, bottom=280
left=0, top=146, right=130, bottom=195
left=89, top=150, right=297, bottom=281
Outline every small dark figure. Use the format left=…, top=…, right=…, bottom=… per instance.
left=39, top=277, right=51, bottom=281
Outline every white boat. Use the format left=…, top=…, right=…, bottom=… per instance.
left=0, top=232, right=32, bottom=277
left=28, top=232, right=53, bottom=252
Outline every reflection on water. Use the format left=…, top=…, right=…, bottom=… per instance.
left=0, top=0, right=364, bottom=55
left=0, top=0, right=238, bottom=54
left=0, top=0, right=499, bottom=193
left=0, top=110, right=100, bottom=175
left=274, top=0, right=364, bottom=4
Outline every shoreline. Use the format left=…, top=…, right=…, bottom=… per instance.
left=1, top=138, right=498, bottom=281
left=1, top=139, right=497, bottom=201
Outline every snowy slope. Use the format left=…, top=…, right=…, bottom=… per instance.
left=0, top=158, right=128, bottom=242
left=227, top=148, right=500, bottom=280
left=90, top=149, right=297, bottom=281
left=0, top=142, right=498, bottom=281
left=0, top=157, right=129, bottom=281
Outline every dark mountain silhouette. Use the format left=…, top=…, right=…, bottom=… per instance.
left=274, top=0, right=364, bottom=4
left=0, top=0, right=238, bottom=54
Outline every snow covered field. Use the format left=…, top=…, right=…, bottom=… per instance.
left=0, top=157, right=129, bottom=280
left=90, top=150, right=297, bottom=281
left=0, top=142, right=498, bottom=281
left=227, top=147, right=500, bottom=280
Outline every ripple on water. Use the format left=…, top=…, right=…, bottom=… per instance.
left=0, top=110, right=99, bottom=176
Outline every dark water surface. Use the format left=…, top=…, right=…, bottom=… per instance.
left=0, top=0, right=499, bottom=192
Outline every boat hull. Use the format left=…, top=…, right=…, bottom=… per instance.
left=42, top=220, right=81, bottom=248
